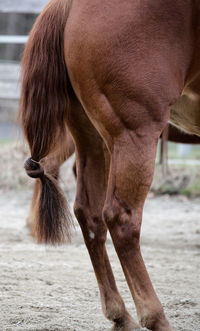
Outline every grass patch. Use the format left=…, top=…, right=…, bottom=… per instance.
left=0, top=139, right=15, bottom=145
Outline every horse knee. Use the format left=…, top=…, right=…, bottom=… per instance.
left=103, top=202, right=141, bottom=249
left=74, top=202, right=107, bottom=244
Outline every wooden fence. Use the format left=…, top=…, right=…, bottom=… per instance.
left=0, top=35, right=27, bottom=122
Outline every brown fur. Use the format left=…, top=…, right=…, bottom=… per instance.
left=19, top=0, right=200, bottom=330
left=167, top=123, right=200, bottom=144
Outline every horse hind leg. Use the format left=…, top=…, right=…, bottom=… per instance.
left=103, top=129, right=172, bottom=331
left=67, top=97, right=140, bottom=330
left=77, top=92, right=173, bottom=330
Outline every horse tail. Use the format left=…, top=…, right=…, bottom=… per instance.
left=19, top=0, right=73, bottom=245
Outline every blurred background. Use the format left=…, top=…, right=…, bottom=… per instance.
left=0, top=0, right=52, bottom=191
left=0, top=0, right=48, bottom=142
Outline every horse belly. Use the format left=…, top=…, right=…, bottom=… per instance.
left=170, top=30, right=200, bottom=137
left=170, top=92, right=200, bottom=136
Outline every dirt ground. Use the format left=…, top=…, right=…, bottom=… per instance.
left=0, top=146, right=200, bottom=331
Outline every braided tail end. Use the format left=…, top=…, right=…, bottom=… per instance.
left=24, top=158, right=73, bottom=244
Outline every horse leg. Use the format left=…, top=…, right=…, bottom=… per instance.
left=26, top=131, right=75, bottom=235
left=67, top=98, right=140, bottom=330
left=74, top=94, right=172, bottom=330
left=103, top=128, right=172, bottom=331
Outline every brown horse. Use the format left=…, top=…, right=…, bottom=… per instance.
left=19, top=0, right=200, bottom=330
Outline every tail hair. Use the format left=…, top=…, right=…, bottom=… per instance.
left=20, top=0, right=72, bottom=159
left=24, top=158, right=73, bottom=244
left=19, top=0, right=73, bottom=245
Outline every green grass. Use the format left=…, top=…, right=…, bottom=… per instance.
left=182, top=184, right=200, bottom=197
left=0, top=139, right=15, bottom=145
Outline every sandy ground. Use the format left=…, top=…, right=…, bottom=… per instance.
left=0, top=143, right=199, bottom=330
left=0, top=158, right=200, bottom=331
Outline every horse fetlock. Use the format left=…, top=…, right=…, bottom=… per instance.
left=112, top=313, right=140, bottom=331
left=103, top=295, right=139, bottom=330
left=140, top=308, right=171, bottom=331
left=102, top=293, right=126, bottom=321
left=112, top=328, right=141, bottom=331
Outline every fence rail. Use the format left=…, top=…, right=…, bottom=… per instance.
left=0, top=35, right=28, bottom=44
left=0, top=34, right=27, bottom=122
